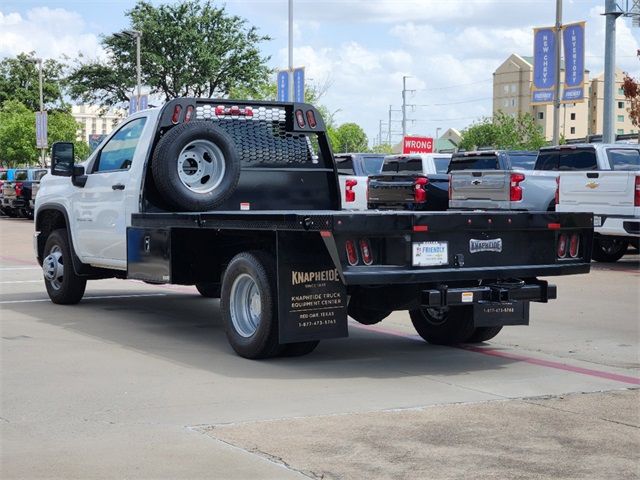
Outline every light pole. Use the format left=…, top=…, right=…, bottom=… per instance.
left=435, top=127, right=441, bottom=153
left=28, top=56, right=45, bottom=167
left=114, top=29, right=142, bottom=111
left=288, top=0, right=294, bottom=101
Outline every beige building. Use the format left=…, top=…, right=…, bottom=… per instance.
left=71, top=105, right=127, bottom=142
left=588, top=68, right=637, bottom=136
left=493, top=54, right=590, bottom=141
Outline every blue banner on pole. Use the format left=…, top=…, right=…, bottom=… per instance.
left=129, top=96, right=137, bottom=115
left=277, top=70, right=290, bottom=102
left=562, top=21, right=585, bottom=103
left=35, top=111, right=48, bottom=148
left=293, top=67, right=305, bottom=103
left=531, top=26, right=557, bottom=104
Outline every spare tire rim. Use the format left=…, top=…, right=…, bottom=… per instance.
left=43, top=245, right=64, bottom=291
left=177, top=139, right=227, bottom=194
left=423, top=307, right=449, bottom=326
left=230, top=273, right=261, bottom=338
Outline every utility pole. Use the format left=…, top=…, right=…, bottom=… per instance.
left=37, top=58, right=44, bottom=167
left=114, top=30, right=142, bottom=110
left=388, top=105, right=401, bottom=144
left=603, top=0, right=622, bottom=143
left=552, top=0, right=562, bottom=145
left=378, top=120, right=384, bottom=146
left=435, top=127, right=442, bottom=153
left=402, top=76, right=416, bottom=138
left=288, top=0, right=294, bottom=101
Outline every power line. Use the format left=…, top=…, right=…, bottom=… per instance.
left=414, top=97, right=493, bottom=107
left=413, top=116, right=479, bottom=122
left=415, top=79, right=492, bottom=91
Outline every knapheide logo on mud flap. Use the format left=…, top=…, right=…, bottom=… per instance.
left=291, top=268, right=340, bottom=286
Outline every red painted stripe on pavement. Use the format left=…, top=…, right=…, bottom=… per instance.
left=351, top=322, right=640, bottom=386
left=0, top=255, right=37, bottom=266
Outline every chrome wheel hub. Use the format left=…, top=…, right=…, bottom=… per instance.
left=177, top=139, right=226, bottom=194
left=43, top=245, right=64, bottom=290
left=229, top=274, right=261, bottom=338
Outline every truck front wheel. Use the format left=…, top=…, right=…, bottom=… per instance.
left=409, top=306, right=475, bottom=345
left=592, top=237, right=629, bottom=262
left=42, top=229, right=87, bottom=305
left=221, top=252, right=283, bottom=359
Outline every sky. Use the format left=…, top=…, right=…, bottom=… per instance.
left=1, top=0, right=639, bottom=144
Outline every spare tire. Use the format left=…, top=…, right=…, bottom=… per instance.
left=152, top=121, right=240, bottom=211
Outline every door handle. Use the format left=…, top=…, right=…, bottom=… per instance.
left=112, top=183, right=125, bottom=190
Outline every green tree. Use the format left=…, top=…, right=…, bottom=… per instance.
left=0, top=53, right=67, bottom=111
left=332, top=123, right=368, bottom=153
left=67, top=0, right=271, bottom=107
left=0, top=100, right=88, bottom=167
left=459, top=111, right=546, bottom=151
left=369, top=143, right=394, bottom=154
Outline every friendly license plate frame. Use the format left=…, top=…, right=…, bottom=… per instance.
left=412, top=241, right=449, bottom=267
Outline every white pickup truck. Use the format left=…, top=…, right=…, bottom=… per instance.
left=557, top=145, right=639, bottom=262
left=334, top=153, right=384, bottom=210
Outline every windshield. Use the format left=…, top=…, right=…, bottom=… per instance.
left=362, top=155, right=384, bottom=175
left=433, top=157, right=451, bottom=174
left=335, top=156, right=355, bottom=175
left=382, top=157, right=423, bottom=174
left=14, top=170, right=28, bottom=181
left=607, top=149, right=640, bottom=171
left=508, top=152, right=537, bottom=170
left=449, top=155, right=499, bottom=171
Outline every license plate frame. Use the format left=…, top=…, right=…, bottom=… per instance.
left=412, top=241, right=449, bottom=267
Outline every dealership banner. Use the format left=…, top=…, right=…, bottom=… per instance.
left=561, top=21, right=585, bottom=103
left=531, top=26, right=557, bottom=105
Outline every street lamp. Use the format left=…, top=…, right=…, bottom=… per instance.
left=114, top=29, right=142, bottom=111
left=27, top=56, right=45, bottom=166
left=435, top=127, right=441, bottom=153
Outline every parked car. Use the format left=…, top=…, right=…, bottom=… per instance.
left=1, top=168, right=47, bottom=219
left=335, top=153, right=385, bottom=210
left=556, top=145, right=639, bottom=262
left=367, top=153, right=451, bottom=211
left=448, top=150, right=544, bottom=211
left=34, top=98, right=592, bottom=359
left=0, top=168, right=16, bottom=217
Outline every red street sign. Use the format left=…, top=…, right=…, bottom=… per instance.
left=402, top=136, right=433, bottom=154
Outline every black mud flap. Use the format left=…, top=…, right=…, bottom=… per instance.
left=473, top=301, right=530, bottom=327
left=277, top=231, right=348, bottom=344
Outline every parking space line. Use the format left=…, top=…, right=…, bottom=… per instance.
left=0, top=293, right=167, bottom=304
left=351, top=322, right=640, bottom=386
left=0, top=267, right=41, bottom=271
left=0, top=280, right=42, bottom=284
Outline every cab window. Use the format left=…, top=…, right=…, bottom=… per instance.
left=93, top=118, right=147, bottom=173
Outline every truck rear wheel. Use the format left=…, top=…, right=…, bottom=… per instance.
left=152, top=121, right=241, bottom=212
left=467, top=326, right=503, bottom=343
left=42, top=229, right=87, bottom=305
left=220, top=251, right=282, bottom=359
left=592, top=237, right=629, bottom=263
left=409, top=306, right=475, bottom=345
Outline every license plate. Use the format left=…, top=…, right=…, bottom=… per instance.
left=593, top=215, right=602, bottom=227
left=412, top=241, right=448, bottom=266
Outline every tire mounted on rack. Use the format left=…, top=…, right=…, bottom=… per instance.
left=152, top=121, right=241, bottom=212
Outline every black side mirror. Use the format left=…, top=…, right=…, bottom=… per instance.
left=51, top=142, right=74, bottom=177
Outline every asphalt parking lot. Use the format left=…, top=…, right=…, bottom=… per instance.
left=1, top=216, right=638, bottom=479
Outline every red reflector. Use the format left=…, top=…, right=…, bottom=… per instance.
left=555, top=176, right=560, bottom=205
left=306, top=110, right=317, bottom=128
left=548, top=223, right=561, bottom=230
left=171, top=105, right=182, bottom=124
left=320, top=230, right=332, bottom=238
left=413, top=225, right=429, bottom=232
left=184, top=105, right=194, bottom=122
left=214, top=105, right=253, bottom=117
left=345, top=178, right=357, bottom=203
left=569, top=233, right=580, bottom=258
left=295, top=109, right=306, bottom=128
left=510, top=173, right=525, bottom=202
left=359, top=238, right=373, bottom=265
left=557, top=234, right=568, bottom=258
left=345, top=240, right=358, bottom=266
left=635, top=176, right=640, bottom=207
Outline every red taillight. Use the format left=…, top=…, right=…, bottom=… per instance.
left=414, top=177, right=428, bottom=203
left=345, top=178, right=357, bottom=203
left=171, top=105, right=182, bottom=124
left=306, top=110, right=317, bottom=128
left=345, top=240, right=359, bottom=265
left=635, top=176, right=640, bottom=207
left=555, top=176, right=560, bottom=205
left=569, top=233, right=580, bottom=258
left=184, top=105, right=194, bottom=122
left=214, top=105, right=253, bottom=117
left=295, top=109, right=306, bottom=128
left=359, top=238, right=373, bottom=265
left=510, top=173, right=525, bottom=202
left=14, top=182, right=23, bottom=197
left=557, top=233, right=568, bottom=258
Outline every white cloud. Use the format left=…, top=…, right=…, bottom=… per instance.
left=0, top=7, right=103, bottom=60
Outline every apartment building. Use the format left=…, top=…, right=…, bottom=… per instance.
left=589, top=68, right=637, bottom=136
left=71, top=105, right=127, bottom=142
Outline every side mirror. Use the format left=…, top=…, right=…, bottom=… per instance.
left=51, top=142, right=74, bottom=177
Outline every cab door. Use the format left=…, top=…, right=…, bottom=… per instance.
left=72, top=117, right=148, bottom=269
